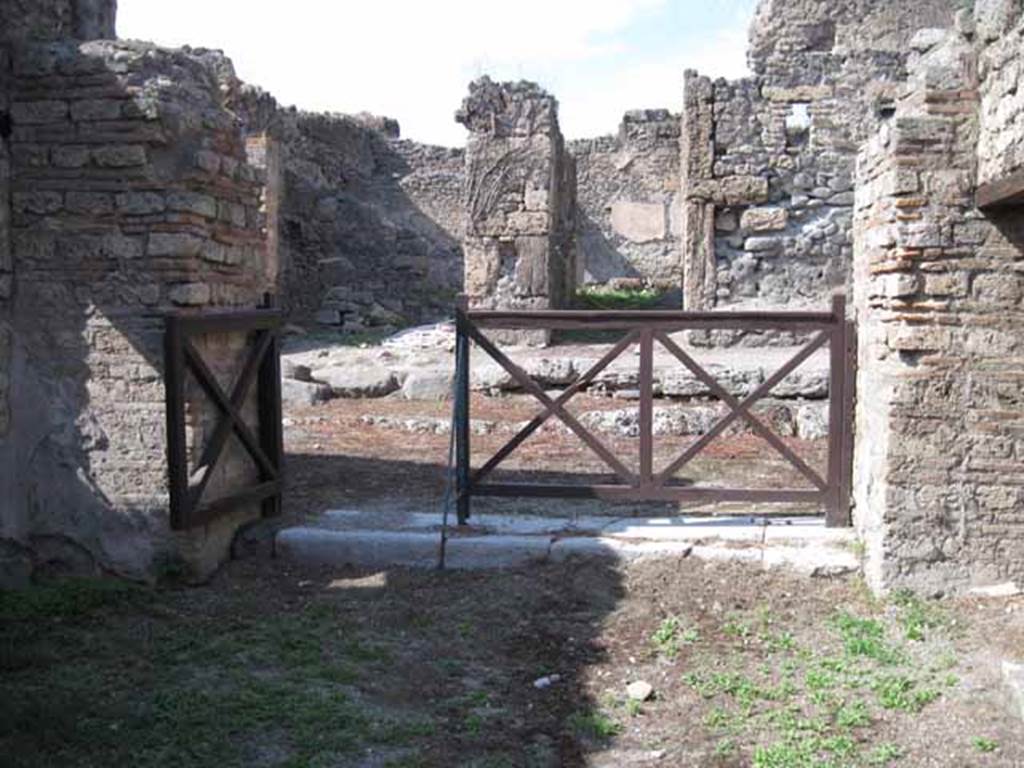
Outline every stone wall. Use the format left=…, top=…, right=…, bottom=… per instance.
left=235, top=92, right=465, bottom=331
left=570, top=110, right=680, bottom=288
left=977, top=0, right=1024, bottom=187
left=852, top=16, right=1024, bottom=595
left=0, top=0, right=117, bottom=42
left=0, top=35, right=274, bottom=586
left=458, top=77, right=576, bottom=337
left=682, top=0, right=961, bottom=317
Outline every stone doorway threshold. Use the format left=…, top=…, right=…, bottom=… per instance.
left=276, top=510, right=859, bottom=578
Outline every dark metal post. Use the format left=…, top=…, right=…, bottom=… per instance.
left=260, top=294, right=284, bottom=518
left=825, top=294, right=847, bottom=527
left=455, top=297, right=472, bottom=525
left=164, top=315, right=190, bottom=529
left=638, top=329, right=654, bottom=489
left=836, top=317, right=857, bottom=526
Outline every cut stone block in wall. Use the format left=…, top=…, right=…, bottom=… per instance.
left=0, top=33, right=276, bottom=586
left=457, top=77, right=576, bottom=344
left=852, top=21, right=1024, bottom=596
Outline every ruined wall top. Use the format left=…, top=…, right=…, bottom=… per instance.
left=0, top=0, right=116, bottom=43
left=747, top=0, right=960, bottom=82
left=455, top=76, right=560, bottom=138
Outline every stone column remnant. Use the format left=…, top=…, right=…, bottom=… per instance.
left=456, top=77, right=576, bottom=343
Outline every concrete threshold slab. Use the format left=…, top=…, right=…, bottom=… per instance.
left=277, top=510, right=860, bottom=576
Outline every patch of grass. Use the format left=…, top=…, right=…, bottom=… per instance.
left=868, top=742, right=903, bottom=765
left=575, top=285, right=667, bottom=311
left=651, top=615, right=698, bottom=659
left=891, top=590, right=946, bottom=642
left=871, top=675, right=939, bottom=713
left=831, top=612, right=904, bottom=664
left=0, top=578, right=143, bottom=621
left=568, top=710, right=622, bottom=740
left=973, top=737, right=999, bottom=753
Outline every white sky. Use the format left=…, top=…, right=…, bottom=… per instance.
left=116, top=0, right=755, bottom=147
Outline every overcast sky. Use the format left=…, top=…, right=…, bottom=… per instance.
left=116, top=0, right=756, bottom=147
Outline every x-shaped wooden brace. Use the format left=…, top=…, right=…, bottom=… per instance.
left=184, top=331, right=279, bottom=511
left=463, top=323, right=639, bottom=486
left=653, top=331, right=829, bottom=490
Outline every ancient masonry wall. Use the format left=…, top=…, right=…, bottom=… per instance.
left=235, top=93, right=465, bottom=331
left=682, top=0, right=961, bottom=317
left=852, top=14, right=1024, bottom=595
left=0, top=28, right=276, bottom=585
left=458, top=77, right=576, bottom=334
left=569, top=110, right=681, bottom=288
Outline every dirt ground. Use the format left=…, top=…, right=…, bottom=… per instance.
left=283, top=392, right=828, bottom=521
left=3, top=359, right=1022, bottom=767
left=2, top=557, right=1022, bottom=767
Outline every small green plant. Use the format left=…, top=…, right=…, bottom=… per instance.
left=891, top=590, right=945, bottom=642
left=871, top=675, right=938, bottom=713
left=973, top=737, right=999, bottom=753
left=651, top=615, right=698, bottom=659
left=713, top=737, right=737, bottom=757
left=868, top=742, right=903, bottom=765
left=568, top=710, right=621, bottom=740
left=625, top=699, right=643, bottom=718
left=831, top=612, right=903, bottom=664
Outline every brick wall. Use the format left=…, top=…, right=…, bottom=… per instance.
left=0, top=39, right=273, bottom=585
left=852, top=19, right=1024, bottom=595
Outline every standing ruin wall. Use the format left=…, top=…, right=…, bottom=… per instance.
left=0, top=3, right=278, bottom=585
left=234, top=96, right=465, bottom=332
left=682, top=0, right=961, bottom=317
left=570, top=110, right=681, bottom=289
left=852, top=8, right=1024, bottom=594
left=457, top=77, right=576, bottom=332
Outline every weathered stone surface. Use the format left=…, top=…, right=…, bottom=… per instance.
left=1, top=33, right=273, bottom=585
left=681, top=0, right=958, bottom=321
left=282, top=379, right=332, bottom=407
left=312, top=365, right=400, bottom=398
left=458, top=77, right=575, bottom=337
left=571, top=110, right=680, bottom=285
left=852, top=18, right=1024, bottom=596
left=1004, top=661, right=1024, bottom=723
left=399, top=370, right=453, bottom=401
left=741, top=207, right=788, bottom=232
left=610, top=201, right=666, bottom=243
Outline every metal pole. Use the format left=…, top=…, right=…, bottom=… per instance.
left=825, top=293, right=847, bottom=527
left=455, top=297, right=471, bottom=525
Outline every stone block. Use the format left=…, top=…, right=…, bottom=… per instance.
left=65, top=191, right=114, bottom=215
left=610, top=201, right=667, bottom=242
left=282, top=379, right=333, bottom=407
left=12, top=100, right=68, bottom=124
left=147, top=232, right=205, bottom=258
left=745, top=236, right=782, bottom=253
left=51, top=145, right=90, bottom=168
left=168, top=283, right=211, bottom=306
left=167, top=192, right=218, bottom=219
left=70, top=99, right=125, bottom=121
left=311, top=365, right=400, bottom=398
left=116, top=192, right=166, bottom=214
left=92, top=145, right=147, bottom=167
left=740, top=207, right=788, bottom=232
